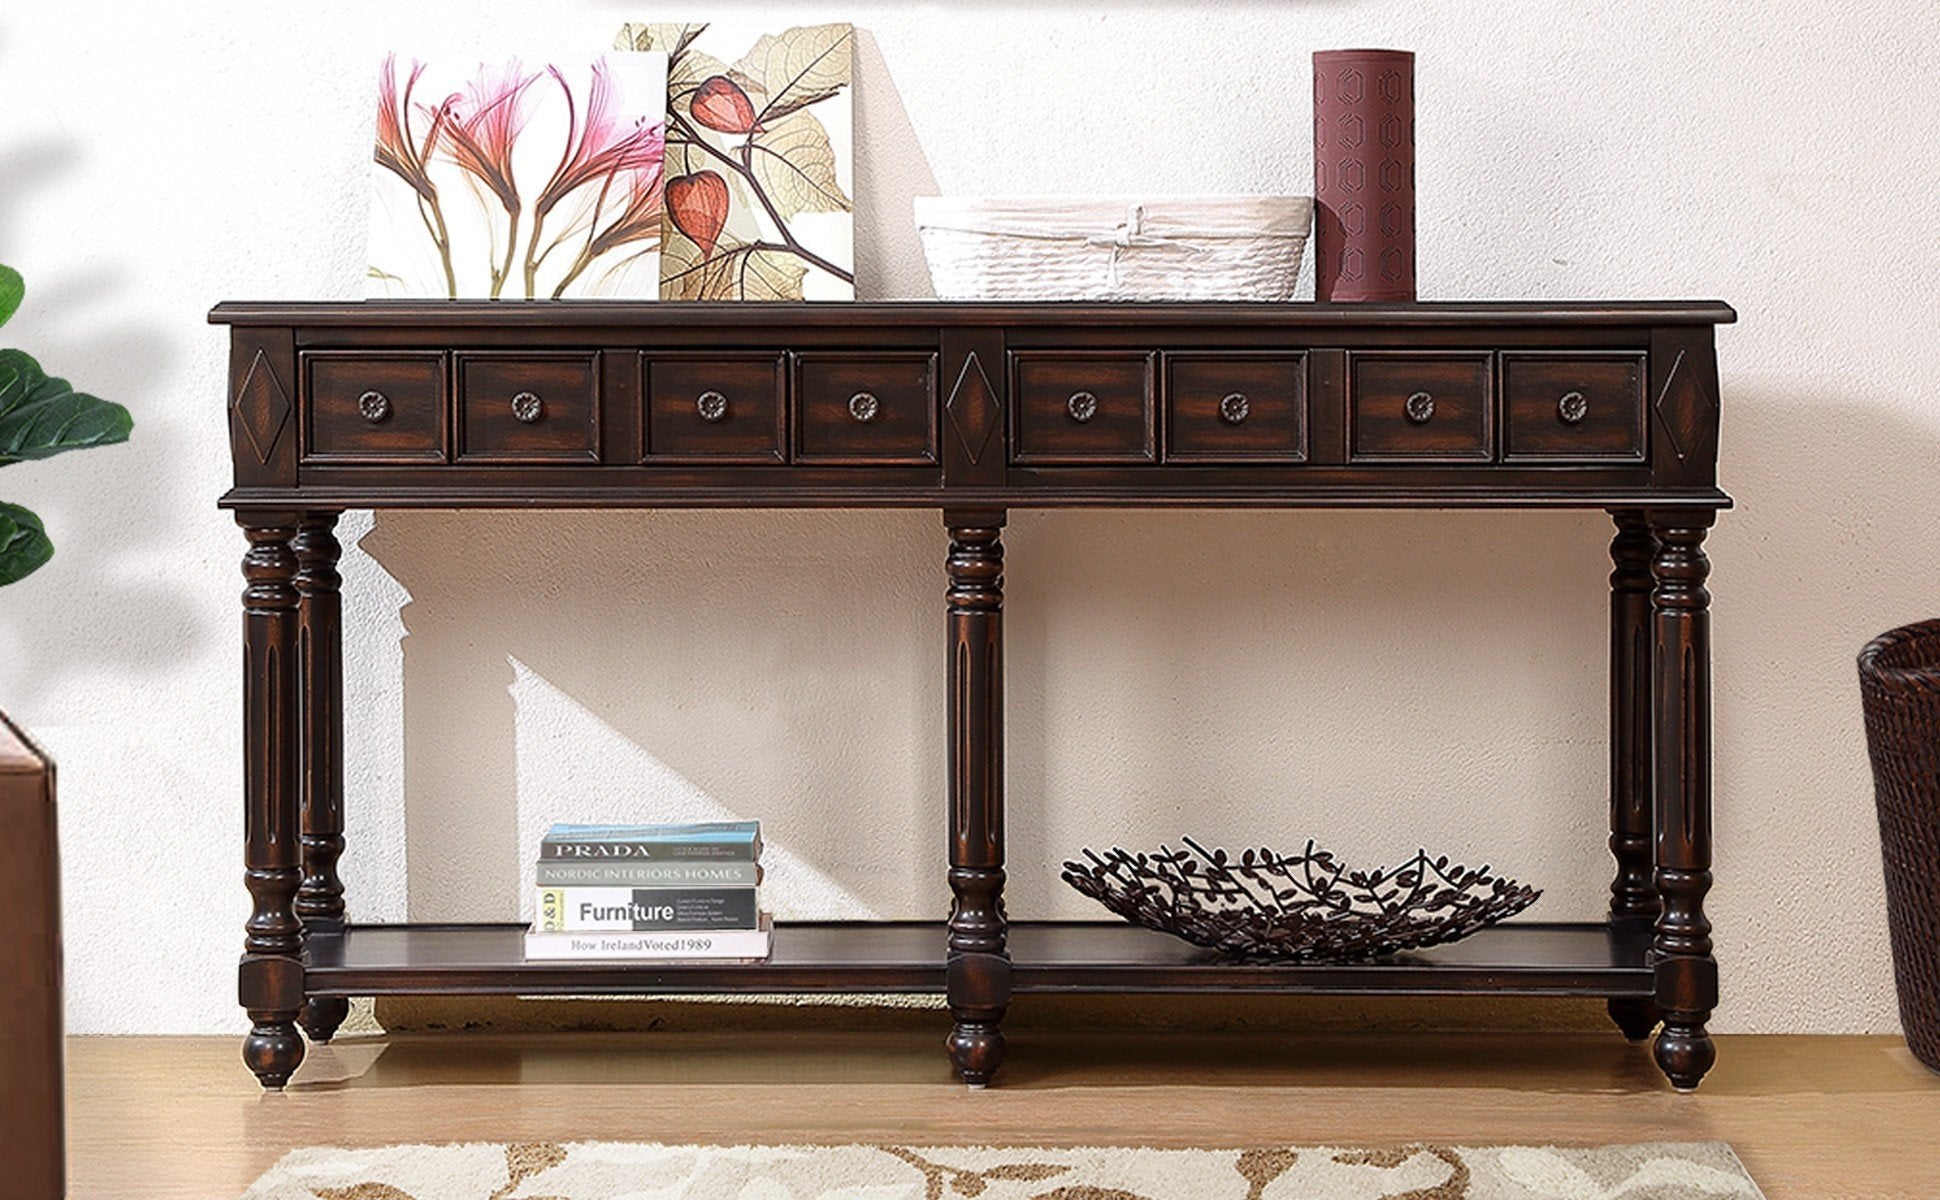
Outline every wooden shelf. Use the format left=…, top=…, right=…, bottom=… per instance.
left=305, top=920, right=1654, bottom=999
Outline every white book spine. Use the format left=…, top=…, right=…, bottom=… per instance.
left=522, top=923, right=772, bottom=962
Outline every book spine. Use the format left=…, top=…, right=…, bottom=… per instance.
left=539, top=839, right=756, bottom=862
left=522, top=928, right=772, bottom=961
left=545, top=822, right=758, bottom=838
left=534, top=861, right=762, bottom=888
left=536, top=886, right=761, bottom=932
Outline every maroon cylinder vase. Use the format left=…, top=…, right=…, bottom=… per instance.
left=1313, top=49, right=1415, bottom=302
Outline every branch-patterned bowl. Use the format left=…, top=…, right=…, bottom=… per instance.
left=1060, top=838, right=1541, bottom=963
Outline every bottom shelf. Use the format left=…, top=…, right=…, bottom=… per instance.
left=304, top=919, right=1654, bottom=999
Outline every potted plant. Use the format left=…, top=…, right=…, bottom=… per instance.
left=0, top=262, right=133, bottom=584
left=0, top=260, right=128, bottom=1196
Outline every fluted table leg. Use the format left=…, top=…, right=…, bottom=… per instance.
left=293, top=513, right=349, bottom=1044
left=944, top=511, right=1008, bottom=1086
left=1648, top=511, right=1718, bottom=1091
left=237, top=513, right=306, bottom=1089
left=1606, top=510, right=1661, bottom=1043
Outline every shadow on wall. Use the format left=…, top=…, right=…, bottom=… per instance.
left=851, top=28, right=940, bottom=300
left=361, top=504, right=1627, bottom=927
left=363, top=508, right=947, bottom=922
left=1702, top=380, right=1939, bottom=1030
left=0, top=130, right=202, bottom=704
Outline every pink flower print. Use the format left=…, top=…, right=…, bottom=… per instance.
left=552, top=143, right=668, bottom=297
left=441, top=60, right=539, bottom=214
left=524, top=62, right=665, bottom=295
left=534, top=61, right=665, bottom=218
left=373, top=54, right=458, bottom=297
left=438, top=60, right=540, bottom=297
left=375, top=54, right=446, bottom=201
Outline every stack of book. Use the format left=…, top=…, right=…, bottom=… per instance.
left=522, top=821, right=772, bottom=962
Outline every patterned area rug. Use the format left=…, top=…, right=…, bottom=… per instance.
left=243, top=1140, right=1765, bottom=1199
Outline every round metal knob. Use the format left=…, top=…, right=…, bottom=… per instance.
left=696, top=390, right=729, bottom=423
left=1404, top=391, right=1435, bottom=424
left=1557, top=390, right=1588, bottom=425
left=1218, top=392, right=1250, bottom=425
left=510, top=391, right=543, bottom=424
left=848, top=391, right=880, bottom=423
left=357, top=390, right=390, bottom=423
left=1066, top=391, right=1099, bottom=423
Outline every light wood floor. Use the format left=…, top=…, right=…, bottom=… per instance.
left=67, top=1030, right=1940, bottom=1199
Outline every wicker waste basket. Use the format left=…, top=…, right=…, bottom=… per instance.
left=1859, top=619, right=1940, bottom=1072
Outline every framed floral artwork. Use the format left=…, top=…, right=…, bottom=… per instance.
left=367, top=51, right=670, bottom=300
left=614, top=23, right=855, bottom=301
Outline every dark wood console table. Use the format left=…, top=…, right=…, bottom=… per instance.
left=214, top=299, right=1732, bottom=1091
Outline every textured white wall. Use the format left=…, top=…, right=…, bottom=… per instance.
left=2, top=1, right=1930, bottom=1035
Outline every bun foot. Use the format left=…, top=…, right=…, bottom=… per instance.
left=1654, top=1020, right=1715, bottom=1091
left=244, top=1020, right=305, bottom=1090
left=947, top=1019, right=1005, bottom=1086
left=1607, top=997, right=1660, bottom=1043
left=299, top=996, right=349, bottom=1044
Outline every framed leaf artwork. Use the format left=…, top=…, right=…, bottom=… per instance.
left=614, top=23, right=856, bottom=301
left=366, top=51, right=670, bottom=300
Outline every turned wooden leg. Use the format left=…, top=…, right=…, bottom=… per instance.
left=1648, top=513, right=1718, bottom=1091
left=944, top=511, right=1009, bottom=1086
left=1606, top=510, right=1661, bottom=1043
left=238, top=514, right=307, bottom=1089
left=293, top=514, right=348, bottom=1044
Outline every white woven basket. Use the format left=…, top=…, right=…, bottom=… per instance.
left=914, top=195, right=1311, bottom=302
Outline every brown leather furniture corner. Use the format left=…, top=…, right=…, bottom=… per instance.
left=0, top=713, right=61, bottom=1198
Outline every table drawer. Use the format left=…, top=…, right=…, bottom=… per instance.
left=304, top=352, right=445, bottom=462
left=644, top=354, right=787, bottom=463
left=794, top=353, right=938, bottom=464
left=1010, top=352, right=1155, bottom=464
left=456, top=353, right=598, bottom=462
left=1166, top=354, right=1306, bottom=462
left=1503, top=353, right=1646, bottom=461
left=1351, top=353, right=1493, bottom=461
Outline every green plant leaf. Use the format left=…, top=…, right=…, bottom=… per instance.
left=0, top=348, right=133, bottom=464
left=0, top=501, right=53, bottom=584
left=0, top=265, right=22, bottom=330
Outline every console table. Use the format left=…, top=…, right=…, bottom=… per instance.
left=214, top=299, right=1732, bottom=1092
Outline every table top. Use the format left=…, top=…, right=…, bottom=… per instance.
left=217, top=297, right=1732, bottom=513
left=210, top=298, right=1740, bottom=329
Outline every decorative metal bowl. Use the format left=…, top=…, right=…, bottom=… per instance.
left=1060, top=838, right=1540, bottom=963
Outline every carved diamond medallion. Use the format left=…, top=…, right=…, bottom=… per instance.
left=232, top=349, right=290, bottom=464
left=1654, top=349, right=1717, bottom=462
left=945, top=351, right=1000, bottom=465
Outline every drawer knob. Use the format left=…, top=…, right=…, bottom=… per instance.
left=847, top=391, right=880, bottom=423
left=510, top=391, right=544, bottom=424
left=696, top=390, right=730, bottom=423
left=1404, top=391, right=1435, bottom=424
left=1219, top=392, right=1250, bottom=425
left=1067, top=391, right=1099, bottom=423
left=1557, top=390, right=1588, bottom=425
left=357, top=390, right=390, bottom=424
